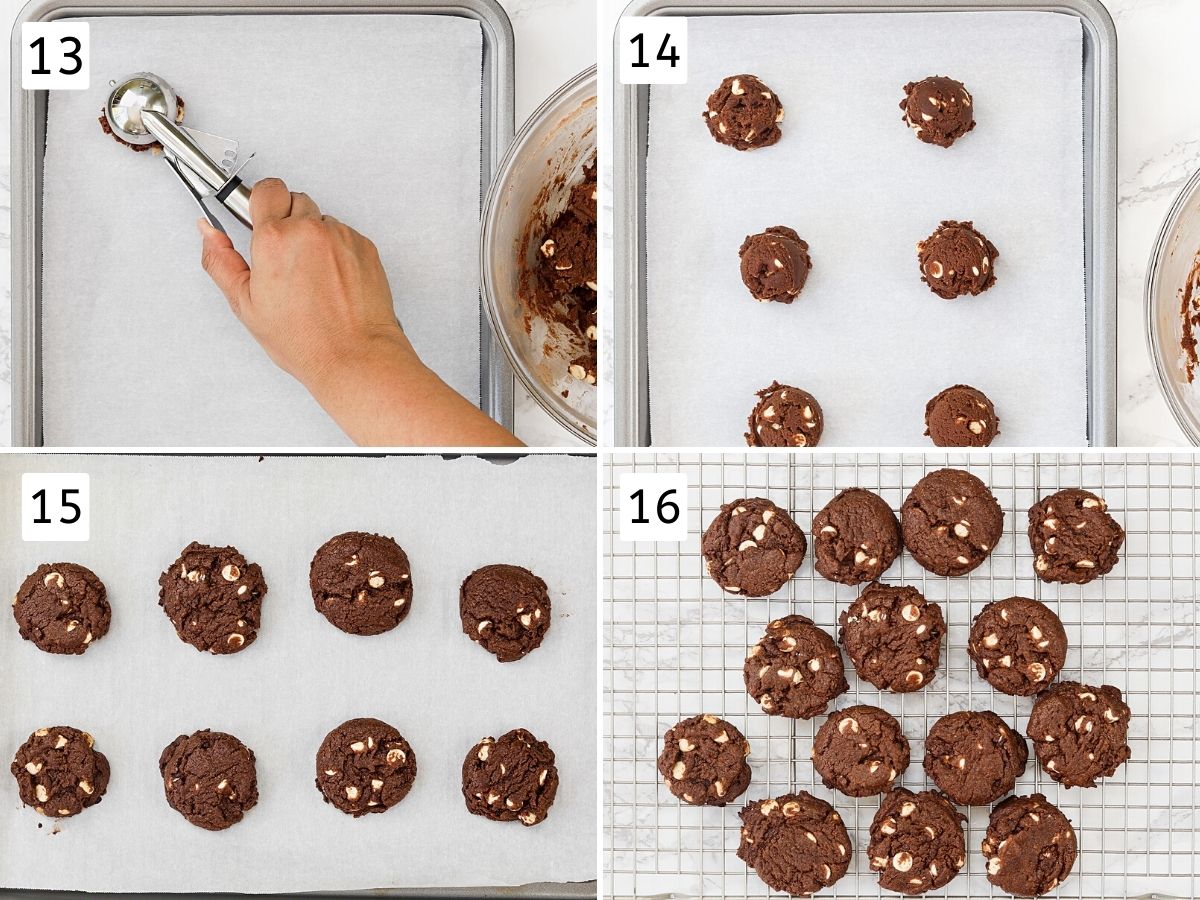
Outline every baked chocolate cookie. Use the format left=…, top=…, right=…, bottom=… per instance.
left=702, top=498, right=806, bottom=597
left=968, top=596, right=1068, bottom=696
left=868, top=788, right=966, bottom=895
left=812, top=705, right=909, bottom=797
left=159, top=542, right=266, bottom=654
left=739, top=227, right=812, bottom=303
left=923, top=711, right=1027, bottom=806
left=901, top=468, right=1002, bottom=575
left=460, top=564, right=551, bottom=662
left=315, top=717, right=417, bottom=816
left=310, top=531, right=413, bottom=636
left=839, top=583, right=944, bottom=692
left=924, top=385, right=999, bottom=447
left=703, top=74, right=783, bottom=150
left=159, top=730, right=258, bottom=831
left=10, top=726, right=109, bottom=818
left=658, top=714, right=751, bottom=806
left=1028, top=489, right=1124, bottom=584
left=463, top=728, right=558, bottom=826
left=745, top=382, right=824, bottom=447
left=812, top=488, right=901, bottom=585
left=737, top=792, right=851, bottom=895
left=1026, top=681, right=1131, bottom=788
left=901, top=76, right=975, bottom=148
left=745, top=615, right=848, bottom=719
left=917, top=221, right=998, bottom=300
left=12, top=562, right=110, bottom=654
left=982, top=794, right=1078, bottom=897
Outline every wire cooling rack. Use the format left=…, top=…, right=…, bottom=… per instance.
left=604, top=453, right=1199, bottom=899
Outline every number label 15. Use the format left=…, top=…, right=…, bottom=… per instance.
left=22, top=473, right=90, bottom=541
left=619, top=473, right=689, bottom=542
left=618, top=17, right=687, bottom=85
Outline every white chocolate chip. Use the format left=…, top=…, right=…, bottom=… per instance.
left=900, top=802, right=916, bottom=817
left=838, top=717, right=860, bottom=735
left=730, top=79, right=744, bottom=95
left=221, top=564, right=240, bottom=582
left=672, top=761, right=685, bottom=779
left=738, top=540, right=757, bottom=552
left=368, top=572, right=385, bottom=588
left=35, top=784, right=49, bottom=803
left=901, top=604, right=920, bottom=622
left=43, top=572, right=64, bottom=589
left=386, top=748, right=406, bottom=765
left=892, top=852, right=913, bottom=872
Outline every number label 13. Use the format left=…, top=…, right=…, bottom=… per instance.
left=22, top=473, right=90, bottom=541
left=619, top=473, right=689, bottom=542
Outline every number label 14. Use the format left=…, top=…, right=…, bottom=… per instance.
left=22, top=473, right=90, bottom=541
left=618, top=17, right=687, bottom=85
left=619, top=473, right=689, bottom=542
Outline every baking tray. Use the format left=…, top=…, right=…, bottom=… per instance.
left=9, top=0, right=516, bottom=447
left=612, top=0, right=1118, bottom=447
left=604, top=451, right=1199, bottom=899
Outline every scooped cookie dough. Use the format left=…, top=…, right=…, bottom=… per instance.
left=310, top=531, right=413, bottom=636
left=917, top=221, right=998, bottom=299
left=900, top=76, right=975, bottom=148
left=745, top=615, right=848, bottom=719
left=737, top=792, right=851, bottom=895
left=98, top=95, right=185, bottom=152
left=658, top=714, right=751, bottom=806
left=924, top=385, right=1000, bottom=447
left=968, top=596, right=1068, bottom=696
left=703, top=74, right=783, bottom=150
left=1026, top=681, right=1131, bottom=788
left=12, top=562, right=110, bottom=655
left=316, top=717, right=417, bottom=816
left=839, top=583, right=944, bottom=692
left=812, top=488, right=901, bottom=585
left=10, top=726, right=109, bottom=818
left=459, top=564, right=551, bottom=662
left=1028, top=489, right=1124, bottom=584
left=745, top=382, right=823, bottom=447
left=923, top=711, right=1027, bottom=806
left=982, top=794, right=1078, bottom=897
left=812, top=705, right=909, bottom=797
left=739, top=227, right=812, bottom=303
left=901, top=468, right=1002, bottom=575
left=158, top=542, right=266, bottom=654
left=867, top=788, right=966, bottom=895
left=702, top=498, right=806, bottom=596
left=463, top=728, right=559, bottom=826
left=159, top=730, right=258, bottom=831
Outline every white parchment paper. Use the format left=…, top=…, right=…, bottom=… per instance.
left=40, top=15, right=484, bottom=446
left=645, top=11, right=1087, bottom=446
left=0, top=455, right=596, bottom=893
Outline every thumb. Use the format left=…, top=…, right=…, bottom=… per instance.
left=198, top=219, right=252, bottom=317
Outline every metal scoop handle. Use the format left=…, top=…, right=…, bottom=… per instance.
left=142, top=109, right=252, bottom=229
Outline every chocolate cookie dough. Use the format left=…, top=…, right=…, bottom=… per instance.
left=812, top=705, right=909, bottom=797
left=901, top=468, right=1002, bottom=575
left=159, top=730, right=258, bottom=831
left=316, top=717, right=417, bottom=816
left=839, top=583, right=944, bottom=692
left=459, top=564, right=551, bottom=662
left=737, top=792, right=851, bottom=895
left=10, top=726, right=109, bottom=818
left=463, top=728, right=559, bottom=826
left=745, top=615, right=848, bottom=719
left=703, top=74, right=783, bottom=150
left=968, top=596, right=1068, bottom=696
left=924, top=385, right=1000, bottom=447
left=900, top=76, right=975, bottom=148
left=982, top=794, right=1078, bottom=897
left=12, top=562, right=110, bottom=654
left=701, top=498, right=806, bottom=596
left=98, top=95, right=185, bottom=151
left=658, top=714, right=751, bottom=806
left=924, top=711, right=1027, bottom=806
left=812, top=488, right=901, bottom=585
left=159, top=542, right=266, bottom=654
left=739, top=227, right=812, bottom=303
left=1026, top=681, right=1131, bottom=788
left=1028, top=489, right=1124, bottom=584
left=917, top=221, right=998, bottom=299
left=310, top=531, right=413, bottom=636
left=745, top=382, right=824, bottom=447
left=868, top=788, right=966, bottom=895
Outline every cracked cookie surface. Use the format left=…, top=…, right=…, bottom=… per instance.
left=658, top=714, right=751, bottom=807
left=737, top=791, right=851, bottom=895
left=1026, top=681, right=1131, bottom=787
left=812, top=705, right=909, bottom=797
left=316, top=717, right=416, bottom=816
left=160, top=729, right=258, bottom=831
left=702, top=498, right=806, bottom=597
left=460, top=564, right=551, bottom=662
left=867, top=788, right=966, bottom=895
left=902, top=468, right=1002, bottom=574
left=1028, top=489, right=1124, bottom=584
left=159, top=542, right=266, bottom=654
left=745, top=615, right=847, bottom=719
left=310, top=532, right=412, bottom=636
left=463, top=728, right=558, bottom=825
left=10, top=725, right=109, bottom=818
left=839, top=583, right=944, bottom=692
left=924, top=710, right=1027, bottom=806
left=13, top=562, right=110, bottom=654
left=968, top=596, right=1067, bottom=696
left=982, top=793, right=1077, bottom=896
left=812, top=488, right=901, bottom=585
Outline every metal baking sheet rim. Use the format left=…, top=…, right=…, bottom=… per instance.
left=9, top=0, right=518, bottom=447
left=612, top=0, right=1118, bottom=448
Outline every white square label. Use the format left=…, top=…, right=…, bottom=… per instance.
left=619, top=473, right=689, bottom=543
left=22, top=473, right=90, bottom=542
left=22, top=22, right=90, bottom=91
left=618, top=17, right=687, bottom=85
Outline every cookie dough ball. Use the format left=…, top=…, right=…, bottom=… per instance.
left=739, top=227, right=811, bottom=303
left=968, top=596, right=1068, bottom=695
left=459, top=564, right=552, bottom=662
left=737, top=792, right=851, bottom=895
left=812, top=705, right=909, bottom=797
left=839, top=583, right=944, bottom=692
left=463, top=728, right=559, bottom=826
left=812, top=488, right=901, bottom=585
left=12, top=563, right=110, bottom=654
left=658, top=714, right=751, bottom=806
left=315, top=717, right=417, bottom=816
left=901, top=76, right=975, bottom=148
left=159, top=542, right=266, bottom=654
left=701, top=498, right=806, bottom=596
left=923, top=711, right=1027, bottom=806
left=744, top=615, right=848, bottom=719
left=10, top=726, right=109, bottom=818
left=867, top=788, right=966, bottom=895
left=917, top=221, right=998, bottom=299
left=1028, top=489, right=1124, bottom=584
left=159, top=730, right=258, bottom=831
left=1026, top=681, right=1130, bottom=788
left=983, top=794, right=1078, bottom=897
left=924, top=384, right=1000, bottom=447
left=703, top=74, right=783, bottom=150
left=310, top=531, right=413, bottom=636
left=745, top=382, right=823, bottom=447
left=901, top=468, right=1003, bottom=574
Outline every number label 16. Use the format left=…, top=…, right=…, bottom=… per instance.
left=22, top=473, right=90, bottom=541
left=619, top=473, right=689, bottom=542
